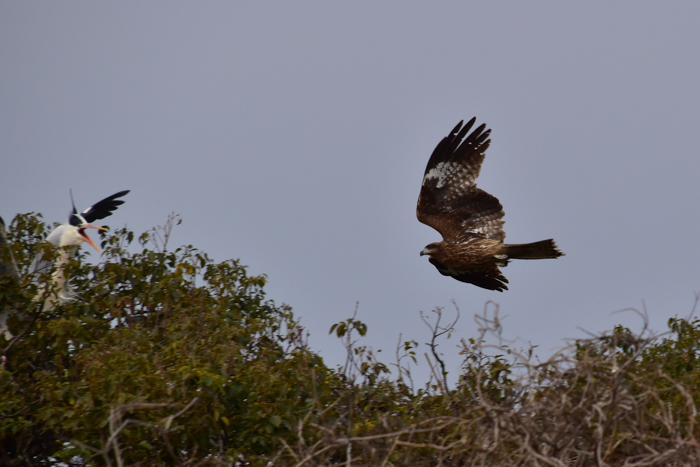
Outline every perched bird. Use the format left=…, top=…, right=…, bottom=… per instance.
left=417, top=118, right=563, bottom=291
left=1, top=191, right=128, bottom=341
left=30, top=190, right=130, bottom=310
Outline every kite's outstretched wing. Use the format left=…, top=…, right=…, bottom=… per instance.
left=416, top=119, right=505, bottom=243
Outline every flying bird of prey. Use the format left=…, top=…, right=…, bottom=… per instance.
left=417, top=118, right=563, bottom=291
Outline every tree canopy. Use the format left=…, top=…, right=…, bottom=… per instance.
left=2, top=213, right=700, bottom=466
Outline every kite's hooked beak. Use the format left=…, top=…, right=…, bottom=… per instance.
left=79, top=224, right=107, bottom=253
left=421, top=244, right=440, bottom=257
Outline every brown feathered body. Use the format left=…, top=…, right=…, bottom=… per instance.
left=417, top=118, right=563, bottom=292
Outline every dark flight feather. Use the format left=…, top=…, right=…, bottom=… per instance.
left=70, top=190, right=130, bottom=225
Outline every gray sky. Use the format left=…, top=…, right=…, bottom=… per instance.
left=2, top=2, right=700, bottom=384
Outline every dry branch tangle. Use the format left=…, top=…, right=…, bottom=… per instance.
left=277, top=314, right=700, bottom=466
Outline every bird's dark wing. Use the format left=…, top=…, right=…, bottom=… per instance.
left=81, top=190, right=130, bottom=223
left=428, top=257, right=509, bottom=292
left=417, top=119, right=505, bottom=243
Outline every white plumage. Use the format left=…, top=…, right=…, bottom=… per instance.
left=31, top=223, right=105, bottom=310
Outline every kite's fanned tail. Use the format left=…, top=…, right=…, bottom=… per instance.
left=504, top=240, right=564, bottom=260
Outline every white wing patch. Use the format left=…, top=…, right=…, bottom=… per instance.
left=423, top=162, right=459, bottom=189
left=424, top=161, right=481, bottom=193
left=462, top=212, right=505, bottom=239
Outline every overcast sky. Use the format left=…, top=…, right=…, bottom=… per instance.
left=2, top=2, right=699, bottom=385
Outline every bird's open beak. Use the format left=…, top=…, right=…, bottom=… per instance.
left=79, top=224, right=107, bottom=253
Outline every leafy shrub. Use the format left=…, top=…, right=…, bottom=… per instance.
left=2, top=214, right=700, bottom=466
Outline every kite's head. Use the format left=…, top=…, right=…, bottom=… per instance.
left=420, top=242, right=443, bottom=257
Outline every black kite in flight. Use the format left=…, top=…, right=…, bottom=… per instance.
left=417, top=118, right=563, bottom=291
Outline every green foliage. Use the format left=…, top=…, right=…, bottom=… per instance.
left=1, top=214, right=333, bottom=466
left=2, top=213, right=700, bottom=466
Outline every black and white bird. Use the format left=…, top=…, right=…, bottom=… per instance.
left=29, top=190, right=130, bottom=311
left=2, top=191, right=130, bottom=340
